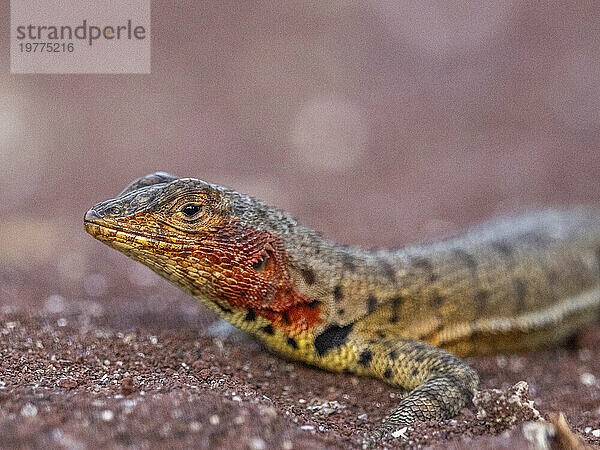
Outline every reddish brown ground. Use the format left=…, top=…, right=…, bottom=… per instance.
left=1, top=226, right=599, bottom=449
left=3, top=1, right=600, bottom=448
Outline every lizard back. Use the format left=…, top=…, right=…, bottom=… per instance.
left=345, top=209, right=600, bottom=356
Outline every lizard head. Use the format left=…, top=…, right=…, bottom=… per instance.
left=84, top=172, right=322, bottom=335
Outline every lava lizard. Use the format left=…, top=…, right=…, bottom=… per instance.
left=84, top=172, right=600, bottom=447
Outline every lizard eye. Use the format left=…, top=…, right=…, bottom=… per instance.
left=105, top=206, right=122, bottom=216
left=180, top=203, right=204, bottom=219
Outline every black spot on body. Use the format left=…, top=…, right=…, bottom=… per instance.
left=338, top=309, right=345, bottom=315
left=430, top=291, right=444, bottom=308
left=261, top=324, right=274, bottom=335
left=377, top=332, right=386, bottom=339
left=390, top=296, right=403, bottom=323
left=333, top=285, right=344, bottom=301
left=563, top=333, right=579, bottom=350
left=366, top=294, right=377, bottom=314
left=215, top=302, right=232, bottom=313
left=389, top=350, right=398, bottom=360
left=287, top=337, right=298, bottom=349
left=446, top=374, right=459, bottom=385
left=244, top=309, right=256, bottom=321
left=411, top=341, right=427, bottom=352
left=308, top=300, right=320, bottom=309
left=341, top=252, right=357, bottom=271
left=491, top=240, right=515, bottom=266
left=282, top=311, right=290, bottom=325
left=411, top=256, right=438, bottom=282
left=358, top=349, right=373, bottom=366
left=414, top=353, right=426, bottom=363
left=299, top=268, right=316, bottom=285
left=469, top=325, right=483, bottom=339
left=383, top=367, right=392, bottom=379
left=379, top=259, right=397, bottom=282
left=314, top=323, right=354, bottom=356
left=474, top=289, right=490, bottom=318
left=513, top=278, right=527, bottom=313
left=453, top=249, right=478, bottom=277
left=412, top=367, right=419, bottom=377
left=547, top=269, right=559, bottom=285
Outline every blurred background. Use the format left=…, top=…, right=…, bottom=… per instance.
left=2, top=2, right=600, bottom=320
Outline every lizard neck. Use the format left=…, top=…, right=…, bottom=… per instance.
left=276, top=225, right=411, bottom=325
left=231, top=196, right=418, bottom=328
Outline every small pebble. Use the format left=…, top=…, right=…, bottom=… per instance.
left=282, top=440, right=293, bottom=450
left=20, top=403, right=37, bottom=417
left=306, top=400, right=345, bottom=416
left=580, top=373, right=596, bottom=386
left=584, top=427, right=592, bottom=433
left=120, top=377, right=138, bottom=395
left=300, top=425, right=314, bottom=431
left=101, top=410, right=114, bottom=422
left=249, top=437, right=265, bottom=450
left=209, top=415, right=220, bottom=425
left=592, top=429, right=600, bottom=438
left=391, top=426, right=408, bottom=438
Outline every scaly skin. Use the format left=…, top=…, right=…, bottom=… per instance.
left=84, top=173, right=600, bottom=447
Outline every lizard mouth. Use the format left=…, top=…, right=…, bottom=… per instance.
left=84, top=208, right=142, bottom=243
left=83, top=208, right=196, bottom=250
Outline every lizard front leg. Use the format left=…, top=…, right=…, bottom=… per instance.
left=329, top=337, right=479, bottom=448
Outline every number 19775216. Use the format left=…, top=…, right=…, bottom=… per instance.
left=19, top=42, right=74, bottom=52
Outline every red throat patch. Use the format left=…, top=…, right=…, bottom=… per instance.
left=190, top=222, right=323, bottom=334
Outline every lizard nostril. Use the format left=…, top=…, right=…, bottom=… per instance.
left=84, top=209, right=100, bottom=222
